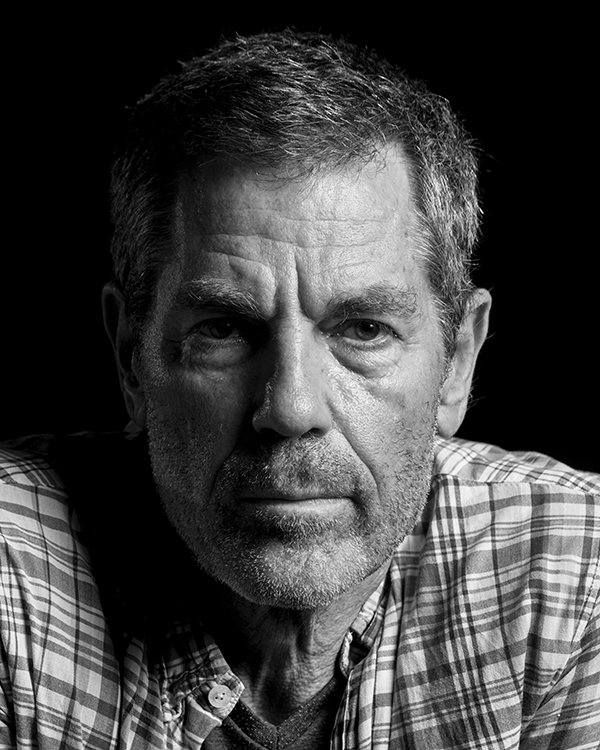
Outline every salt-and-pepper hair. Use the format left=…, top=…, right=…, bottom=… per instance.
left=110, top=31, right=481, bottom=354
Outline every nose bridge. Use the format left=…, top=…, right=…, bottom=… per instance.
left=252, top=318, right=332, bottom=438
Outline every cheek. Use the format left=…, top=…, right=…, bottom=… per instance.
left=145, top=369, right=253, bottom=458
left=330, top=364, right=441, bottom=469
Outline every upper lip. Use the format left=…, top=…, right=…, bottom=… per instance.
left=239, top=489, right=345, bottom=502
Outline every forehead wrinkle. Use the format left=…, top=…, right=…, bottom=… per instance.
left=188, top=184, right=400, bottom=250
left=182, top=157, right=415, bottom=252
left=191, top=217, right=394, bottom=250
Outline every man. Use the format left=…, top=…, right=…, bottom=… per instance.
left=1, top=31, right=598, bottom=749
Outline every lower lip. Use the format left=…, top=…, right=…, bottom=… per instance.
left=240, top=497, right=351, bottom=516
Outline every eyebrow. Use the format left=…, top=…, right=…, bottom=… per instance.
left=175, top=279, right=264, bottom=318
left=325, top=285, right=420, bottom=321
left=174, top=279, right=420, bottom=321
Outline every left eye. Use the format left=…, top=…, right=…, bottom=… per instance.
left=336, top=320, right=395, bottom=342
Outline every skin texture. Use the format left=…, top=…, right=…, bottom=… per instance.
left=103, top=150, right=490, bottom=720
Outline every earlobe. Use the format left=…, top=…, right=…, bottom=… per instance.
left=101, top=282, right=147, bottom=429
left=437, top=289, right=491, bottom=438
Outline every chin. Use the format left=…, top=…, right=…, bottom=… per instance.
left=193, top=535, right=393, bottom=610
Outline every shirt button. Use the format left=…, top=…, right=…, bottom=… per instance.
left=208, top=684, right=232, bottom=708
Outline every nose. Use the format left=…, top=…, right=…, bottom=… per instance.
left=252, top=326, right=333, bottom=438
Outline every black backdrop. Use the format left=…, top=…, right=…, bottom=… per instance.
left=3, top=10, right=598, bottom=472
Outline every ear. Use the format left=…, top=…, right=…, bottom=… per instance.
left=102, top=282, right=147, bottom=429
left=437, top=289, right=491, bottom=438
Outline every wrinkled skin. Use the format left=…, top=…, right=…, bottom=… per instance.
left=104, top=152, right=490, bottom=612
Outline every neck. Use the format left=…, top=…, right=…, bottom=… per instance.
left=199, top=566, right=388, bottom=724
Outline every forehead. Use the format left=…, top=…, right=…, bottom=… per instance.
left=153, top=152, right=430, bottom=322
left=178, top=154, right=414, bottom=247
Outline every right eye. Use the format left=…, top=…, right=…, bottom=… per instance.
left=193, top=318, right=245, bottom=340
left=180, top=317, right=262, bottom=369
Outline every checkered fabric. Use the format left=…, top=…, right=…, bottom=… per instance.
left=1, top=434, right=599, bottom=749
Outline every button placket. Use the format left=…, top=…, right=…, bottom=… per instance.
left=161, top=691, right=184, bottom=724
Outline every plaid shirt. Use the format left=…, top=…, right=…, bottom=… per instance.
left=1, top=433, right=599, bottom=749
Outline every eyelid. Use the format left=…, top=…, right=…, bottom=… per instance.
left=184, top=312, right=403, bottom=344
left=326, top=316, right=400, bottom=335
left=192, top=318, right=242, bottom=334
left=190, top=315, right=246, bottom=334
left=188, top=311, right=255, bottom=325
left=187, top=315, right=268, bottom=348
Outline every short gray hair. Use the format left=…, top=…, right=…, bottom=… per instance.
left=110, top=31, right=481, bottom=353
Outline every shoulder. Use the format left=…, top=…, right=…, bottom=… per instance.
left=0, top=435, right=78, bottom=557
left=0, top=435, right=124, bottom=743
left=384, top=441, right=600, bottom=746
left=0, top=430, right=149, bottom=564
left=0, top=431, right=150, bottom=601
left=0, top=433, right=104, bottom=600
left=426, top=436, right=600, bottom=629
left=1, top=429, right=195, bottom=629
left=0, top=434, right=66, bottom=491
left=434, top=436, right=600, bottom=494
left=431, top=436, right=600, bottom=533
left=430, top=436, right=600, bottom=553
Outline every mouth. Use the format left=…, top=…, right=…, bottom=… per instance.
left=237, top=492, right=353, bottom=519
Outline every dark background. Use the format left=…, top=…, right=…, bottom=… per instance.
left=3, top=10, right=598, bottom=472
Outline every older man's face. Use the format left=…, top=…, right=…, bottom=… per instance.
left=135, top=154, right=448, bottom=608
